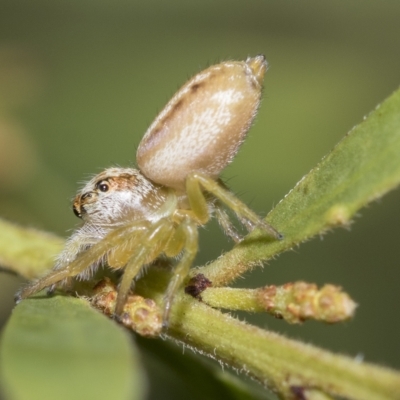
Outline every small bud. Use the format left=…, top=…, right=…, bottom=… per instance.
left=91, top=278, right=162, bottom=337
left=258, top=282, right=357, bottom=324
left=325, top=204, right=352, bottom=228
left=183, top=279, right=356, bottom=325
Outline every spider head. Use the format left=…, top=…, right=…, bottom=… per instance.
left=72, top=167, right=173, bottom=225
left=72, top=175, right=113, bottom=220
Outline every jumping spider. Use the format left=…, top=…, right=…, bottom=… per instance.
left=16, top=55, right=282, bottom=327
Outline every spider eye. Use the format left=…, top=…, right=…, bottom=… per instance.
left=72, top=204, right=82, bottom=218
left=97, top=180, right=109, bottom=192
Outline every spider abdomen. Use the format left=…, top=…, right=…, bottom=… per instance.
left=137, top=56, right=267, bottom=191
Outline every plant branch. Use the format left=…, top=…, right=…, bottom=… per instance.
left=199, top=283, right=357, bottom=323
left=99, top=269, right=400, bottom=400
left=0, top=219, right=63, bottom=279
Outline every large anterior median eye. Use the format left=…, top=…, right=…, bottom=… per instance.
left=96, top=180, right=110, bottom=192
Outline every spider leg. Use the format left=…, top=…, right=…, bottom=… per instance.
left=47, top=224, right=107, bottom=295
left=54, top=223, right=108, bottom=270
left=186, top=172, right=282, bottom=240
left=114, top=218, right=174, bottom=316
left=162, top=218, right=198, bottom=327
left=15, top=221, right=151, bottom=303
left=214, top=206, right=242, bottom=243
left=15, top=268, right=77, bottom=303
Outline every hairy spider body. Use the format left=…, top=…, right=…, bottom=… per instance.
left=16, top=56, right=281, bottom=326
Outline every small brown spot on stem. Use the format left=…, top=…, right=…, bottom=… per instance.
left=290, top=386, right=307, bottom=400
left=185, top=273, right=212, bottom=300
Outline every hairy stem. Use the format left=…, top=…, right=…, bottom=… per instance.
left=136, top=268, right=400, bottom=400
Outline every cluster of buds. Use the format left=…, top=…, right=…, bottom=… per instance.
left=90, top=278, right=162, bottom=337
left=196, top=277, right=357, bottom=324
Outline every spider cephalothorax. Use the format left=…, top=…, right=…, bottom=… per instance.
left=16, top=55, right=282, bottom=326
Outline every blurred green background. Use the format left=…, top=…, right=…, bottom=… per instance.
left=0, top=0, right=399, bottom=393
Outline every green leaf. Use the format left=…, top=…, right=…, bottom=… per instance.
left=0, top=296, right=146, bottom=400
left=199, top=87, right=400, bottom=285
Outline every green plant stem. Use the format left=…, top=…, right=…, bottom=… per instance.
left=136, top=269, right=400, bottom=400
left=0, top=219, right=63, bottom=279
left=200, top=283, right=357, bottom=324
left=202, top=287, right=263, bottom=312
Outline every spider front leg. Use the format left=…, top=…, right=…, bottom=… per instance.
left=186, top=172, right=283, bottom=240
left=112, top=216, right=199, bottom=328
left=114, top=218, right=175, bottom=317
left=15, top=221, right=151, bottom=303
left=46, top=224, right=109, bottom=295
